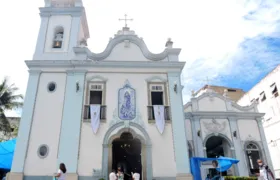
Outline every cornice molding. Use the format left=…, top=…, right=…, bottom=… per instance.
left=73, top=35, right=181, bottom=61
left=25, top=60, right=185, bottom=70
left=184, top=111, right=265, bottom=119
left=145, top=76, right=167, bottom=82
left=86, top=75, right=108, bottom=82
left=28, top=70, right=42, bottom=75
left=39, top=6, right=84, bottom=17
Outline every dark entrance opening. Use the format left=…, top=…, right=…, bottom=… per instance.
left=112, top=132, right=142, bottom=180
left=206, top=136, right=231, bottom=177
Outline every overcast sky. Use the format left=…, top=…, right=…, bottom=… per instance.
left=1, top=0, right=280, bottom=117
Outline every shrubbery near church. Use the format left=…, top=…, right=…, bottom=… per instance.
left=224, top=176, right=257, bottom=180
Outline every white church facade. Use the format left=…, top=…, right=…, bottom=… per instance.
left=9, top=1, right=191, bottom=180
left=8, top=1, right=273, bottom=180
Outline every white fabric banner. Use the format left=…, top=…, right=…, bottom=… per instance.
left=90, top=105, right=101, bottom=134
left=153, top=105, right=165, bottom=134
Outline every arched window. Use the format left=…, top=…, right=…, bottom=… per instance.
left=53, top=26, right=64, bottom=48
left=245, top=142, right=261, bottom=174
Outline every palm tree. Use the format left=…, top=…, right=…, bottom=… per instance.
left=0, top=77, right=23, bottom=138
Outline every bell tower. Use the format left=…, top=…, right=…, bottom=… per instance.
left=33, top=0, right=90, bottom=60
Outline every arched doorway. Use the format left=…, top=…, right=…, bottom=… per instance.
left=103, top=122, right=152, bottom=180
left=245, top=142, right=261, bottom=175
left=204, top=135, right=234, bottom=177
left=205, top=136, right=232, bottom=158
left=112, top=132, right=142, bottom=180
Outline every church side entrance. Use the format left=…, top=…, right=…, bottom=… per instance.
left=112, top=132, right=142, bottom=180
left=205, top=136, right=234, bottom=177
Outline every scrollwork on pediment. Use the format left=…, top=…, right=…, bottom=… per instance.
left=203, top=118, right=226, bottom=133
left=245, top=135, right=257, bottom=142
left=85, top=35, right=181, bottom=61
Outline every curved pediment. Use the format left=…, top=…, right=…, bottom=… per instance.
left=75, top=34, right=181, bottom=61
left=231, top=102, right=256, bottom=112
left=188, top=91, right=257, bottom=112
left=196, top=92, right=228, bottom=111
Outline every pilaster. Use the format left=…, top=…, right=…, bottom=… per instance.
left=192, top=116, right=204, bottom=157
left=256, top=118, right=274, bottom=174
left=11, top=70, right=41, bottom=173
left=33, top=15, right=49, bottom=60
left=102, top=144, right=109, bottom=180
left=69, top=16, right=82, bottom=56
left=168, top=72, right=191, bottom=175
left=146, top=145, right=153, bottom=180
left=57, top=70, right=87, bottom=173
left=228, top=117, right=248, bottom=176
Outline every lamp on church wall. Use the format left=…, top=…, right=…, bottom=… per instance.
left=233, top=131, right=237, bottom=138
left=174, top=81, right=178, bottom=93
left=76, top=81, right=80, bottom=92
left=197, top=130, right=201, bottom=137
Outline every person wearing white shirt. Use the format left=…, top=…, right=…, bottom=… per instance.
left=132, top=170, right=140, bottom=180
left=55, top=163, right=67, bottom=180
left=109, top=169, right=117, bottom=180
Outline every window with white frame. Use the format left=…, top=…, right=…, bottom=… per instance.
left=149, top=84, right=165, bottom=105
left=88, top=83, right=104, bottom=105
left=270, top=83, right=278, bottom=98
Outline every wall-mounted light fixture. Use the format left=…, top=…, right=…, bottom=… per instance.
left=174, top=81, right=177, bottom=93
left=76, top=81, right=80, bottom=92
left=197, top=130, right=201, bottom=137
left=233, top=131, right=237, bottom=138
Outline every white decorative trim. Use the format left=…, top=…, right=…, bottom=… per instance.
left=203, top=118, right=226, bottom=133
left=109, top=108, right=145, bottom=129
left=231, top=102, right=256, bottom=112
left=25, top=60, right=185, bottom=70
left=73, top=35, right=181, bottom=61
left=145, top=76, right=167, bottom=82
left=245, top=135, right=257, bottom=142
left=86, top=75, right=108, bottom=82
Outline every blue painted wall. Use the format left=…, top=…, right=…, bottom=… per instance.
left=11, top=70, right=41, bottom=173
left=167, top=72, right=190, bottom=174
left=57, top=70, right=86, bottom=173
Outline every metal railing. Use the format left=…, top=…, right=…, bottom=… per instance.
left=83, top=105, right=107, bottom=120
left=147, top=106, right=171, bottom=121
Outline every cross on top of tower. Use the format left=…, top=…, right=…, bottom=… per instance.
left=119, top=14, right=133, bottom=28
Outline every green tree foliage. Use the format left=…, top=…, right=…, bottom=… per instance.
left=0, top=77, right=23, bottom=141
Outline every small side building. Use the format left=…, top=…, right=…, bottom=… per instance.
left=184, top=88, right=273, bottom=178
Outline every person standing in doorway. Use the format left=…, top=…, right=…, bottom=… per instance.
left=109, top=169, right=117, bottom=180
left=116, top=167, right=124, bottom=180
left=132, top=169, right=140, bottom=180
left=54, top=163, right=67, bottom=180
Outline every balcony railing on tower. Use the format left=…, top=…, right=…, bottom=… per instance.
left=147, top=106, right=171, bottom=121
left=83, top=105, right=107, bottom=121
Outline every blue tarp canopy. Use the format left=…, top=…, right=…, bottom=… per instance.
left=190, top=156, right=239, bottom=180
left=0, top=139, right=16, bottom=170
